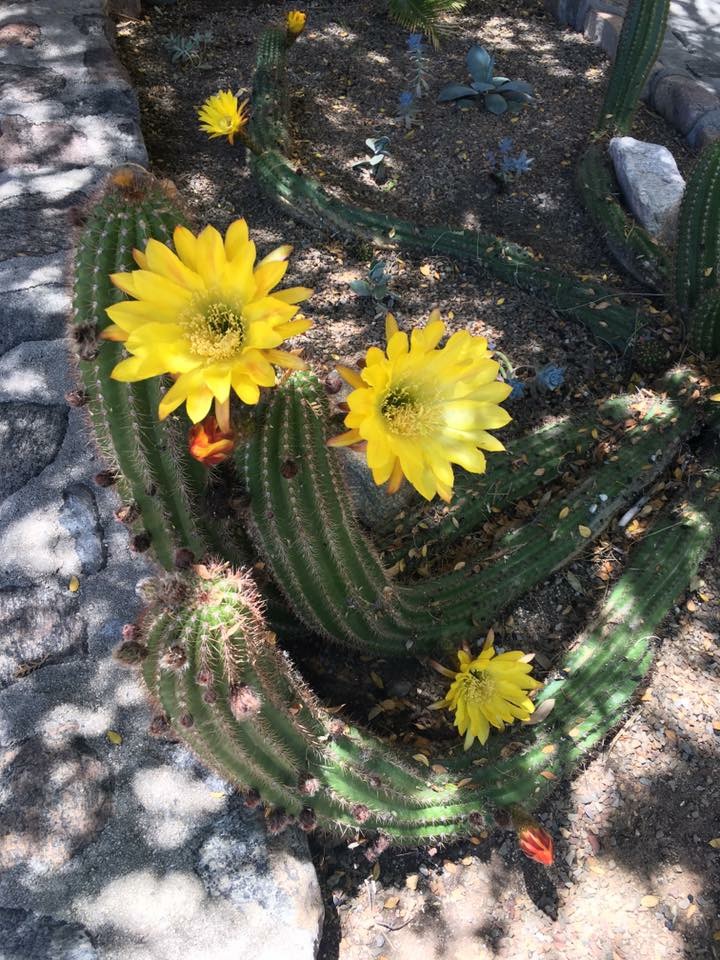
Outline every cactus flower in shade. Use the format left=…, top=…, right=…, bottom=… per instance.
left=328, top=312, right=512, bottom=501
left=431, top=644, right=542, bottom=750
left=511, top=807, right=554, bottom=866
left=101, top=219, right=313, bottom=426
left=286, top=10, right=307, bottom=36
left=197, top=90, right=249, bottom=145
left=188, top=415, right=235, bottom=466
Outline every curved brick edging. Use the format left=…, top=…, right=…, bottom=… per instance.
left=0, top=3, right=323, bottom=958
left=545, top=0, right=720, bottom=148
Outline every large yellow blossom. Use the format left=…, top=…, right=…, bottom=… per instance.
left=102, top=220, right=312, bottom=427
left=432, top=646, right=542, bottom=750
left=197, top=90, right=249, bottom=145
left=328, top=312, right=512, bottom=501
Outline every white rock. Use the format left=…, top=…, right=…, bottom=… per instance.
left=609, top=136, right=686, bottom=244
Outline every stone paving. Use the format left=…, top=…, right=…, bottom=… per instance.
left=546, top=0, right=720, bottom=148
left=0, top=2, right=323, bottom=958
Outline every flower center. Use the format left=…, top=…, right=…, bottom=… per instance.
left=463, top=668, right=496, bottom=705
left=381, top=385, right=435, bottom=436
left=182, top=297, right=246, bottom=361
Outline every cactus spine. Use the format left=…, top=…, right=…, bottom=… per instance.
left=241, top=371, right=697, bottom=657
left=131, top=473, right=720, bottom=843
left=248, top=28, right=654, bottom=351
left=598, top=0, right=670, bottom=135
left=70, top=167, right=253, bottom=570
left=674, top=142, right=720, bottom=356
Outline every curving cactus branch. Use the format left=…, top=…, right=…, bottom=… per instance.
left=247, top=28, right=655, bottom=351
left=131, top=466, right=720, bottom=844
left=240, top=370, right=699, bottom=657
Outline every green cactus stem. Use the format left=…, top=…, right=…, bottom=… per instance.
left=689, top=291, right=720, bottom=357
left=132, top=468, right=720, bottom=844
left=597, top=0, right=670, bottom=135
left=247, top=27, right=655, bottom=351
left=70, top=167, right=253, bottom=570
left=675, top=143, right=720, bottom=357
left=576, top=144, right=669, bottom=290
left=240, top=370, right=698, bottom=657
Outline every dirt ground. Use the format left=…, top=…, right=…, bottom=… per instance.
left=115, top=2, right=720, bottom=957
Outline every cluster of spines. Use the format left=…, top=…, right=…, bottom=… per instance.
left=674, top=142, right=720, bottom=357
left=247, top=30, right=655, bottom=352
left=597, top=0, right=670, bottom=135
left=70, top=167, right=252, bottom=570
left=123, top=468, right=720, bottom=843
left=240, top=370, right=697, bottom=657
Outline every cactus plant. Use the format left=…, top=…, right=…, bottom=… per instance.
left=240, top=370, right=696, bottom=657
left=675, top=142, right=720, bottom=356
left=248, top=28, right=654, bottom=351
left=127, top=468, right=720, bottom=843
left=597, top=0, right=670, bottom=135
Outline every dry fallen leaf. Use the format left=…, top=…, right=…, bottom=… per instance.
left=68, top=575, right=80, bottom=593
left=372, top=862, right=381, bottom=880
left=413, top=753, right=430, bottom=767
left=540, top=770, right=557, bottom=780
left=709, top=837, right=720, bottom=848
left=384, top=896, right=400, bottom=909
left=578, top=525, right=592, bottom=538
left=559, top=506, right=570, bottom=519
left=640, top=895, right=660, bottom=908
left=370, top=671, right=384, bottom=689
left=419, top=264, right=432, bottom=277
left=405, top=873, right=419, bottom=890
left=524, top=699, right=556, bottom=725
left=106, top=730, right=122, bottom=746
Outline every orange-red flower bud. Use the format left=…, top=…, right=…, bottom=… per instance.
left=516, top=820, right=554, bottom=866
left=188, top=416, right=235, bottom=467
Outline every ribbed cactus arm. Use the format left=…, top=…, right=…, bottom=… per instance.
left=242, top=371, right=699, bottom=658
left=598, top=0, right=670, bottom=134
left=128, top=463, right=720, bottom=844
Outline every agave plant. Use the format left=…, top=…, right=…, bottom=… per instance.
left=438, top=46, right=533, bottom=115
left=351, top=136, right=391, bottom=178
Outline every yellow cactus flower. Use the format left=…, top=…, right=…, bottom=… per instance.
left=101, top=219, right=313, bottom=428
left=432, top=646, right=542, bottom=750
left=328, top=312, right=511, bottom=501
left=286, top=10, right=307, bottom=35
left=197, top=90, right=249, bottom=145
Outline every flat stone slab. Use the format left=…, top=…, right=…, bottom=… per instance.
left=0, top=1, right=324, bottom=956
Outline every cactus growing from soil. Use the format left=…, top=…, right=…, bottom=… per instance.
left=674, top=142, right=720, bottom=356
left=127, top=467, right=720, bottom=842
left=597, top=0, right=670, bottom=135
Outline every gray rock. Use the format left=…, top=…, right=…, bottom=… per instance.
left=196, top=801, right=324, bottom=959
left=584, top=9, right=622, bottom=58
left=60, top=484, right=106, bottom=575
left=0, top=402, right=67, bottom=501
left=0, top=252, right=67, bottom=292
left=652, top=73, right=720, bottom=135
left=687, top=107, right=720, bottom=148
left=0, top=580, right=86, bottom=688
left=0, top=340, right=72, bottom=404
left=609, top=136, right=686, bottom=244
left=0, top=193, right=79, bottom=256
left=0, top=286, right=70, bottom=354
left=0, top=907, right=98, bottom=960
left=0, top=736, right=111, bottom=873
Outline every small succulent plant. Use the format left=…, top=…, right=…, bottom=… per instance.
left=349, top=258, right=398, bottom=313
left=438, top=46, right=533, bottom=115
left=406, top=33, right=431, bottom=98
left=487, top=138, right=534, bottom=187
left=351, top=137, right=391, bottom=179
left=397, top=90, right=419, bottom=128
left=535, top=364, right=566, bottom=392
left=162, top=31, right=213, bottom=66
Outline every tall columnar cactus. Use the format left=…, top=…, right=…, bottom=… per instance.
left=240, top=370, right=696, bottom=657
left=127, top=470, right=720, bottom=844
left=674, top=142, right=720, bottom=356
left=247, top=28, right=653, bottom=351
left=597, top=0, right=670, bottom=135
left=70, top=167, right=253, bottom=570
